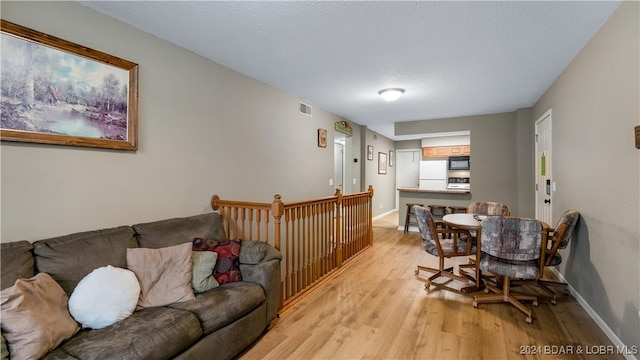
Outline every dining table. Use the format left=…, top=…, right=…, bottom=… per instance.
left=442, top=213, right=486, bottom=293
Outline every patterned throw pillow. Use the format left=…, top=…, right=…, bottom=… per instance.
left=193, top=238, right=242, bottom=284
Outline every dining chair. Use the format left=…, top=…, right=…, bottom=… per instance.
left=461, top=201, right=510, bottom=272
left=413, top=206, right=475, bottom=290
left=472, top=216, right=548, bottom=324
left=467, top=201, right=511, bottom=216
left=511, top=210, right=580, bottom=304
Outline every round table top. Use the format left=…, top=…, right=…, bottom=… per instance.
left=442, top=213, right=483, bottom=230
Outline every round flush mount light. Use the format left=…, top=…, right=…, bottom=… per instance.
left=378, top=88, right=405, bottom=101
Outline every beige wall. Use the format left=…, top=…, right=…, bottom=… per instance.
left=533, top=1, right=639, bottom=349
left=0, top=1, right=362, bottom=242
left=364, top=129, right=396, bottom=216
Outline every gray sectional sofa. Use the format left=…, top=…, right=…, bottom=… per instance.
left=0, top=212, right=282, bottom=360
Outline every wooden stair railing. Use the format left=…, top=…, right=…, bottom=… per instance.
left=211, top=186, right=374, bottom=311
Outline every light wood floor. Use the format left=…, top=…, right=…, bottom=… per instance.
left=239, top=212, right=622, bottom=360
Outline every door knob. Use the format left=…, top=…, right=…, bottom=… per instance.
left=544, top=199, right=551, bottom=204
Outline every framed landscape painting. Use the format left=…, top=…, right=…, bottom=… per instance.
left=0, top=20, right=138, bottom=150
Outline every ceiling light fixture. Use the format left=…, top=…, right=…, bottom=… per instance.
left=378, top=88, right=405, bottom=101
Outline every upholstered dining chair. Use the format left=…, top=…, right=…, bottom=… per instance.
left=460, top=201, right=510, bottom=272
left=512, top=210, right=580, bottom=304
left=467, top=201, right=511, bottom=216
left=472, top=216, right=548, bottom=324
left=414, top=206, right=475, bottom=290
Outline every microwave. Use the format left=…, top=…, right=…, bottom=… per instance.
left=449, top=156, right=470, bottom=170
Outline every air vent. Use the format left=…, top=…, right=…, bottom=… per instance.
left=300, top=102, right=312, bottom=117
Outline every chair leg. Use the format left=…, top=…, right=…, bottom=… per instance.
left=473, top=277, right=538, bottom=324
left=416, top=261, right=469, bottom=290
left=511, top=278, right=564, bottom=305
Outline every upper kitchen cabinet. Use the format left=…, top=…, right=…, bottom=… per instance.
left=422, top=145, right=471, bottom=158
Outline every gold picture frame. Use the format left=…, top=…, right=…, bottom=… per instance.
left=1, top=20, right=139, bottom=150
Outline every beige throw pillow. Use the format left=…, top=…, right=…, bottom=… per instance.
left=0, top=273, right=80, bottom=360
left=127, top=242, right=195, bottom=309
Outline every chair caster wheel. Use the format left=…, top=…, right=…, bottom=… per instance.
left=551, top=298, right=557, bottom=305
left=533, top=299, right=539, bottom=307
left=526, top=316, right=533, bottom=324
left=472, top=301, right=478, bottom=308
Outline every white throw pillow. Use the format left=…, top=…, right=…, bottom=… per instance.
left=69, top=265, right=140, bottom=329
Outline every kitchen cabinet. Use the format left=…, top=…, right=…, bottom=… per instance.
left=422, top=145, right=470, bottom=158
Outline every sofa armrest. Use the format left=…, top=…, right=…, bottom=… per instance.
left=239, top=242, right=282, bottom=326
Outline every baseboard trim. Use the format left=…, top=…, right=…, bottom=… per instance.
left=372, top=209, right=397, bottom=221
left=549, top=268, right=637, bottom=360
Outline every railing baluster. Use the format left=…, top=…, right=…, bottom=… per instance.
left=211, top=187, right=373, bottom=311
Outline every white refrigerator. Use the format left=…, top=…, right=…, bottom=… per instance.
left=419, top=160, right=447, bottom=190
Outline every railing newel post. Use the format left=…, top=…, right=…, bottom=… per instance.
left=271, top=194, right=284, bottom=251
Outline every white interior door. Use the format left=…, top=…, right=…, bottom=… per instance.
left=535, top=110, right=553, bottom=225
left=334, top=142, right=344, bottom=193
left=396, top=150, right=420, bottom=209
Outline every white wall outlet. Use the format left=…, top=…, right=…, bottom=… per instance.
left=329, top=178, right=333, bottom=186
left=352, top=178, right=357, bottom=184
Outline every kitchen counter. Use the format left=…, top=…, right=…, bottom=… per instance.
left=397, top=187, right=471, bottom=194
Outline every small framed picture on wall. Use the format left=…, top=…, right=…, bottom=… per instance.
left=378, top=152, right=387, bottom=174
left=318, top=128, right=327, bottom=148
left=367, top=145, right=374, bottom=160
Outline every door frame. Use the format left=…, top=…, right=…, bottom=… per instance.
left=535, top=109, right=553, bottom=224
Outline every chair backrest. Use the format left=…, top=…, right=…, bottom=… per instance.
left=480, top=217, right=543, bottom=261
left=414, top=206, right=438, bottom=242
left=468, top=201, right=510, bottom=216
left=553, top=210, right=580, bottom=250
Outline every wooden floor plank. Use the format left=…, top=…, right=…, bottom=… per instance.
left=239, top=223, right=623, bottom=360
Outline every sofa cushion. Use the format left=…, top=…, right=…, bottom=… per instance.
left=168, top=281, right=265, bottom=336
left=133, top=213, right=227, bottom=249
left=1, top=241, right=34, bottom=291
left=51, top=307, right=202, bottom=360
left=239, top=240, right=270, bottom=265
left=192, top=251, right=219, bottom=293
left=127, top=243, right=195, bottom=308
left=33, top=226, right=137, bottom=296
left=1, top=273, right=79, bottom=360
left=68, top=266, right=140, bottom=329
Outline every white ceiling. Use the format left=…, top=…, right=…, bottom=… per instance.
left=79, top=1, right=621, bottom=140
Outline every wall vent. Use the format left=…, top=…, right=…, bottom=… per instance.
left=300, top=102, right=312, bottom=117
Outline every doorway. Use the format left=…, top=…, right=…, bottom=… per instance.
left=535, top=109, right=553, bottom=225
left=334, top=132, right=352, bottom=194
left=334, top=140, right=344, bottom=193
left=395, top=149, right=421, bottom=209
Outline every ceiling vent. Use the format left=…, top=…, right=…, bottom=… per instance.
left=300, top=102, right=312, bottom=117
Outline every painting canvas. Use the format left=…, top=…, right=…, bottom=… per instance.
left=378, top=152, right=387, bottom=174
left=1, top=20, right=138, bottom=150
